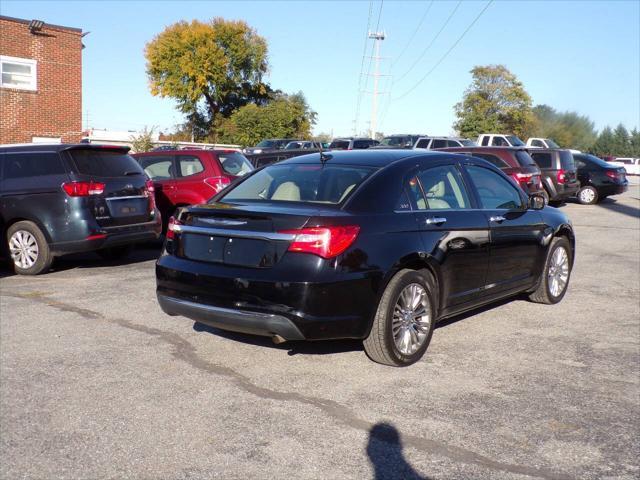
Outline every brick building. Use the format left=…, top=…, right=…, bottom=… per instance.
left=0, top=16, right=83, bottom=144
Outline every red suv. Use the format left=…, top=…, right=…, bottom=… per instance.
left=435, top=146, right=545, bottom=198
left=133, top=149, right=254, bottom=228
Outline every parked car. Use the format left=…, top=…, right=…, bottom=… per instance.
left=435, top=146, right=545, bottom=198
left=284, top=141, right=322, bottom=150
left=377, top=134, right=426, bottom=149
left=477, top=134, right=526, bottom=147
left=526, top=138, right=560, bottom=149
left=328, top=138, right=379, bottom=150
left=414, top=136, right=477, bottom=149
left=529, top=149, right=580, bottom=204
left=244, top=139, right=296, bottom=155
left=133, top=149, right=254, bottom=229
left=608, top=157, right=640, bottom=176
left=573, top=153, right=629, bottom=204
left=155, top=150, right=573, bottom=366
left=0, top=144, right=162, bottom=275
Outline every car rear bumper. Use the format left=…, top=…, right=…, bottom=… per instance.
left=155, top=254, right=378, bottom=340
left=598, top=183, right=628, bottom=196
left=157, top=293, right=305, bottom=340
left=50, top=216, right=162, bottom=255
left=551, top=181, right=580, bottom=200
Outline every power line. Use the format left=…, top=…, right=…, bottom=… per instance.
left=392, top=0, right=494, bottom=102
left=392, top=0, right=434, bottom=67
left=393, top=0, right=462, bottom=85
left=353, top=1, right=374, bottom=135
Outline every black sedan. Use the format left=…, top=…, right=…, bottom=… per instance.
left=573, top=153, right=629, bottom=204
left=156, top=150, right=575, bottom=366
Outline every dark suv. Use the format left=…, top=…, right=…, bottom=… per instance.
left=435, top=147, right=545, bottom=198
left=0, top=144, right=162, bottom=275
left=573, top=153, right=628, bottom=204
left=529, top=149, right=580, bottom=204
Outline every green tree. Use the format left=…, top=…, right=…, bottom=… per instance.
left=454, top=65, right=534, bottom=139
left=612, top=124, right=630, bottom=156
left=217, top=92, right=316, bottom=146
left=145, top=18, right=271, bottom=135
left=591, top=126, right=615, bottom=157
left=531, top=105, right=597, bottom=151
left=630, top=128, right=640, bottom=157
left=129, top=126, right=156, bottom=153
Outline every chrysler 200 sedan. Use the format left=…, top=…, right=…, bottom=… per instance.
left=156, top=150, right=575, bottom=366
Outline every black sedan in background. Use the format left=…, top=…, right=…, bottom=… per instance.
left=573, top=153, right=629, bottom=204
left=156, top=150, right=575, bottom=366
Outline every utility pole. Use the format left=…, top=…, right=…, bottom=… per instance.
left=368, top=31, right=385, bottom=140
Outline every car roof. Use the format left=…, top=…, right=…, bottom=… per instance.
left=0, top=143, right=130, bottom=153
left=436, top=146, right=526, bottom=152
left=278, top=149, right=469, bottom=167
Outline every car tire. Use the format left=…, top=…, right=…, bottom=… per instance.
left=6, top=221, right=53, bottom=275
left=529, top=236, right=572, bottom=305
left=540, top=190, right=550, bottom=206
left=363, top=269, right=436, bottom=367
left=577, top=186, right=598, bottom=205
left=97, top=245, right=133, bottom=261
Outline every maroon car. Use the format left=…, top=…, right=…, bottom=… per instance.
left=435, top=146, right=545, bottom=198
left=133, top=149, right=254, bottom=229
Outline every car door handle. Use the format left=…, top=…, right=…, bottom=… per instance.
left=489, top=215, right=506, bottom=223
left=426, top=217, right=447, bottom=225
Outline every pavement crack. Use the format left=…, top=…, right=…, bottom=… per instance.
left=5, top=290, right=573, bottom=480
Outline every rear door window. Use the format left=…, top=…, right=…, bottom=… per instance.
left=218, top=152, right=254, bottom=177
left=137, top=155, right=174, bottom=180
left=530, top=152, right=553, bottom=169
left=177, top=155, right=205, bottom=177
left=69, top=149, right=143, bottom=177
left=431, top=139, right=447, bottom=149
left=514, top=150, right=537, bottom=167
left=3, top=152, right=65, bottom=179
left=417, top=165, right=471, bottom=210
left=466, top=165, right=523, bottom=210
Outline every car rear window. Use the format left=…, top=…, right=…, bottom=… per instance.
left=473, top=153, right=510, bottom=168
left=515, top=150, right=537, bottom=167
left=219, top=152, right=254, bottom=177
left=219, top=164, right=376, bottom=205
left=531, top=152, right=553, bottom=169
left=559, top=151, right=575, bottom=170
left=69, top=149, right=143, bottom=177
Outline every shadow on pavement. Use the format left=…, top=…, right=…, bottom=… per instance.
left=367, top=423, right=429, bottom=480
left=192, top=322, right=363, bottom=356
left=595, top=197, right=640, bottom=220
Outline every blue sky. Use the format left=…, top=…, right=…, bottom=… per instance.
left=2, top=0, right=639, bottom=138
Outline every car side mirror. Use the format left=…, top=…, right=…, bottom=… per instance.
left=529, top=194, right=545, bottom=210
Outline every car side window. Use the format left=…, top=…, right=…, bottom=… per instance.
left=574, top=159, right=585, bottom=169
left=492, top=137, right=508, bottom=146
left=415, top=138, right=430, bottom=149
left=395, top=189, right=412, bottom=211
left=4, top=152, right=65, bottom=179
left=177, top=155, right=205, bottom=177
left=481, top=136, right=490, bottom=146
left=446, top=140, right=460, bottom=147
left=531, top=152, right=552, bottom=169
left=417, top=165, right=471, bottom=210
left=466, top=165, right=523, bottom=210
left=431, top=139, right=447, bottom=149
left=473, top=153, right=509, bottom=168
left=531, top=140, right=544, bottom=147
left=138, top=155, right=174, bottom=180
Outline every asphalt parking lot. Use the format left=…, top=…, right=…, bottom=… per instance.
left=1, top=185, right=639, bottom=480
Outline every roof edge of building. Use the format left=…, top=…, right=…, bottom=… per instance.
left=0, top=15, right=82, bottom=33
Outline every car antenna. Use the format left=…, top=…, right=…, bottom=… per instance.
left=318, top=140, right=330, bottom=165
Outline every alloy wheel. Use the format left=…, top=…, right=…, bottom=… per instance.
left=548, top=246, right=569, bottom=297
left=392, top=283, right=431, bottom=355
left=580, top=188, right=596, bottom=204
left=9, top=230, right=39, bottom=269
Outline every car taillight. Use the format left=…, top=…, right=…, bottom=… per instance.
left=278, top=225, right=360, bottom=259
left=605, top=170, right=618, bottom=180
left=62, top=181, right=105, bottom=196
left=557, top=169, right=566, bottom=184
left=204, top=176, right=231, bottom=193
left=145, top=179, right=156, bottom=212
left=511, top=172, right=533, bottom=184
left=166, top=216, right=182, bottom=240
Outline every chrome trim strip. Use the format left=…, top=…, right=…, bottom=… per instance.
left=106, top=195, right=147, bottom=201
left=173, top=224, right=296, bottom=241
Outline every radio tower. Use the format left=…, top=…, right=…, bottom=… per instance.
left=368, top=31, right=385, bottom=140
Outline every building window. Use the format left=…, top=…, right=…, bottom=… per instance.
left=0, top=56, right=37, bottom=91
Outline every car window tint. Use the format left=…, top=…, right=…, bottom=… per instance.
left=415, top=138, right=430, bottom=149
left=446, top=140, right=460, bottom=147
left=473, top=153, right=509, bottom=168
left=466, top=165, right=523, bottom=210
left=418, top=165, right=470, bottom=210
left=492, top=137, right=508, bottom=146
left=431, top=139, right=447, bottom=149
left=329, top=140, right=349, bottom=149
left=69, top=149, right=143, bottom=177
left=559, top=151, right=575, bottom=170
left=219, top=152, right=253, bottom=177
left=3, top=152, right=65, bottom=179
left=406, top=176, right=427, bottom=210
left=531, top=140, right=544, bottom=147
left=137, top=155, right=174, bottom=180
left=481, top=137, right=490, bottom=146
left=515, top=150, right=537, bottom=166
left=395, top=189, right=412, bottom=211
left=531, top=152, right=553, bottom=169
left=177, top=155, right=205, bottom=177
